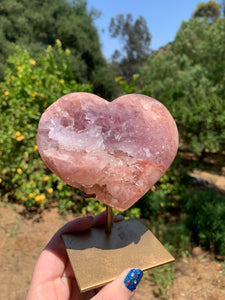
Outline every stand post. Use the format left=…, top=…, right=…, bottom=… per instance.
left=105, top=206, right=112, bottom=234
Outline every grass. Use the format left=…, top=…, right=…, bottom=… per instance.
left=221, top=261, right=225, bottom=276
left=8, top=223, right=20, bottom=238
left=152, top=262, right=175, bottom=299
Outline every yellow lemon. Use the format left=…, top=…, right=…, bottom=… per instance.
left=47, top=187, right=53, bottom=194
left=28, top=193, right=34, bottom=199
left=30, top=59, right=36, bottom=66
left=35, top=194, right=46, bottom=202
left=17, top=168, right=22, bottom=174
left=16, top=135, right=24, bottom=142
left=43, top=175, right=49, bottom=181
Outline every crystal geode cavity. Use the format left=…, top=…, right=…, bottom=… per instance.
left=37, top=93, right=178, bottom=211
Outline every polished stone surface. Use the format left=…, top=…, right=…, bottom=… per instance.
left=38, top=93, right=178, bottom=211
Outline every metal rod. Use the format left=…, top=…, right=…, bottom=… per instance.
left=105, top=205, right=112, bottom=234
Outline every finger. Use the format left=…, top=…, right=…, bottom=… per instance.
left=46, top=216, right=94, bottom=255
left=34, top=216, right=94, bottom=282
left=27, top=216, right=95, bottom=299
left=113, top=214, right=124, bottom=222
left=91, top=268, right=143, bottom=300
left=59, top=215, right=94, bottom=234
left=92, top=210, right=109, bottom=226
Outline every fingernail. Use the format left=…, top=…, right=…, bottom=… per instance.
left=124, top=268, right=143, bottom=292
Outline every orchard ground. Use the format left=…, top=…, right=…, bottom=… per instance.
left=0, top=167, right=225, bottom=300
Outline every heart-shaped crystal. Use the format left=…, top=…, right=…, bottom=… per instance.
left=37, top=93, right=178, bottom=211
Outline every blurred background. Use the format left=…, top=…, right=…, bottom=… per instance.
left=0, top=0, right=225, bottom=299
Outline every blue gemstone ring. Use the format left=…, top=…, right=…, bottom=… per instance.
left=124, top=268, right=143, bottom=292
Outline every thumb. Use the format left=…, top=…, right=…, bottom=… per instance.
left=91, top=268, right=143, bottom=300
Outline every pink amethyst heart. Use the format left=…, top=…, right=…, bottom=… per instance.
left=37, top=93, right=179, bottom=211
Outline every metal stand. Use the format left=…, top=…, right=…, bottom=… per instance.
left=62, top=217, right=175, bottom=292
left=105, top=206, right=112, bottom=234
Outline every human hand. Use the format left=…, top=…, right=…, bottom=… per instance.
left=26, top=211, right=143, bottom=300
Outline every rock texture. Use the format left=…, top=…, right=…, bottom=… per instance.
left=37, top=93, right=179, bottom=211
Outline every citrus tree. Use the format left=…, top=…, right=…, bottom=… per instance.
left=0, top=41, right=94, bottom=211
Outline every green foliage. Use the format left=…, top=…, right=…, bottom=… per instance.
left=140, top=46, right=179, bottom=103
left=122, top=207, right=142, bottom=219
left=161, top=221, right=192, bottom=257
left=114, top=74, right=140, bottom=94
left=0, top=0, right=106, bottom=85
left=112, top=48, right=225, bottom=258
left=0, top=42, right=92, bottom=210
left=193, top=0, right=221, bottom=22
left=222, top=260, right=225, bottom=275
left=137, top=155, right=192, bottom=221
left=140, top=17, right=225, bottom=155
left=91, top=65, right=121, bottom=101
left=183, top=189, right=225, bottom=256
left=140, top=189, right=165, bottom=220
left=153, top=257, right=175, bottom=299
left=157, top=156, right=191, bottom=198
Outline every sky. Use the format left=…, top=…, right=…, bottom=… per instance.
left=86, top=0, right=210, bottom=60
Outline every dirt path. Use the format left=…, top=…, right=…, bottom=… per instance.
left=191, top=170, right=225, bottom=192
left=0, top=202, right=225, bottom=300
left=180, top=150, right=225, bottom=192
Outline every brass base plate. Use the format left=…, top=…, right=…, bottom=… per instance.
left=62, top=218, right=174, bottom=292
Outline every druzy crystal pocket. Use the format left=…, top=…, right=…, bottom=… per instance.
left=37, top=93, right=178, bottom=211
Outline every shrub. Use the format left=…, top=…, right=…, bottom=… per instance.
left=183, top=188, right=225, bottom=256
left=0, top=42, right=92, bottom=211
left=140, top=18, right=225, bottom=156
left=152, top=245, right=175, bottom=299
left=114, top=74, right=140, bottom=94
left=137, top=155, right=192, bottom=221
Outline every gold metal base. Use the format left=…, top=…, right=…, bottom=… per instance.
left=62, top=218, right=174, bottom=292
left=105, top=206, right=112, bottom=234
